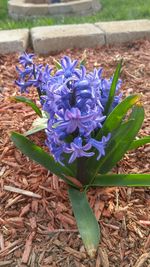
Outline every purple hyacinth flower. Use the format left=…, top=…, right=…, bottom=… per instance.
left=15, top=53, right=123, bottom=165
left=16, top=66, right=34, bottom=79
left=56, top=56, right=78, bottom=78
left=65, top=137, right=94, bottom=164
left=15, top=79, right=34, bottom=93
left=89, top=133, right=111, bottom=160
left=19, top=52, right=34, bottom=67
left=56, top=107, right=97, bottom=134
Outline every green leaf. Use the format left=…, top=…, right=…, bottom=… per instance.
left=129, top=136, right=150, bottom=150
left=24, top=116, right=48, bottom=136
left=87, top=105, right=144, bottom=179
left=53, top=59, right=62, bottom=70
left=91, top=173, right=150, bottom=187
left=68, top=188, right=100, bottom=258
left=24, top=124, right=46, bottom=136
left=96, top=94, right=140, bottom=140
left=11, top=132, right=76, bottom=186
left=80, top=50, right=87, bottom=66
left=98, top=105, right=144, bottom=174
left=87, top=95, right=140, bottom=182
left=104, top=59, right=122, bottom=115
left=13, top=96, right=42, bottom=117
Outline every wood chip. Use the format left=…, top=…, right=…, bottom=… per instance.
left=94, top=200, right=105, bottom=221
left=3, top=185, right=42, bottom=199
left=139, top=220, right=150, bottom=225
left=134, top=252, right=150, bottom=267
left=5, top=195, right=22, bottom=209
left=29, top=217, right=37, bottom=230
left=102, top=222, right=120, bottom=230
left=144, top=234, right=150, bottom=250
left=99, top=247, right=109, bottom=267
left=56, top=213, right=75, bottom=226
left=0, top=260, right=13, bottom=266
left=96, top=250, right=101, bottom=267
left=0, top=240, right=22, bottom=258
left=21, top=231, right=36, bottom=264
left=64, top=175, right=83, bottom=188
left=0, top=233, right=4, bottom=250
left=1, top=160, right=20, bottom=168
left=20, top=204, right=30, bottom=217
left=53, top=240, right=86, bottom=260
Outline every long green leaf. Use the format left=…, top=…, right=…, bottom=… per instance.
left=11, top=132, right=76, bottom=186
left=68, top=188, right=100, bottom=258
left=98, top=105, right=144, bottom=174
left=96, top=94, right=140, bottom=140
left=129, top=136, right=150, bottom=150
left=91, top=173, right=150, bottom=187
left=87, top=105, right=144, bottom=179
left=86, top=95, right=140, bottom=182
left=13, top=96, right=42, bottom=117
left=104, top=60, right=122, bottom=115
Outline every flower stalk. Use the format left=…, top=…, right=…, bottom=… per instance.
left=77, top=157, right=87, bottom=185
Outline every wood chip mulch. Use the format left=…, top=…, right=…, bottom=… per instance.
left=0, top=39, right=150, bottom=267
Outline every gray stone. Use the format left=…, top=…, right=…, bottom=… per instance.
left=48, top=3, right=72, bottom=15
left=8, top=1, right=50, bottom=18
left=31, top=24, right=105, bottom=54
left=0, top=29, right=29, bottom=54
left=95, top=20, right=150, bottom=44
left=8, top=0, right=101, bottom=19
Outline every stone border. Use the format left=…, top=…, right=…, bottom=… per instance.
left=8, top=0, right=101, bottom=19
left=0, top=20, right=150, bottom=54
left=0, top=29, right=29, bottom=54
left=31, top=23, right=105, bottom=54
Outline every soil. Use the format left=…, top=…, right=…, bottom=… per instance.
left=0, top=39, right=150, bottom=267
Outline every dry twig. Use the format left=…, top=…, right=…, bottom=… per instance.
left=3, top=185, right=42, bottom=199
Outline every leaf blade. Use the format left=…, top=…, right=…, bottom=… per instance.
left=129, top=136, right=150, bottom=150
left=96, top=94, right=140, bottom=140
left=24, top=116, right=47, bottom=136
left=68, top=188, right=100, bottom=258
left=53, top=58, right=62, bottom=70
left=99, top=105, right=144, bottom=174
left=12, top=96, right=42, bottom=117
left=87, top=105, right=144, bottom=179
left=104, top=59, right=122, bottom=115
left=91, top=173, right=150, bottom=187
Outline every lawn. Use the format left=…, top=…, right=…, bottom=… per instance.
left=0, top=0, right=150, bottom=29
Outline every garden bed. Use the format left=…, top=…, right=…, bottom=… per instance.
left=0, top=39, right=150, bottom=266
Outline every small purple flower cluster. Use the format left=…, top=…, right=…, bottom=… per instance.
left=16, top=53, right=122, bottom=165
left=15, top=52, right=50, bottom=96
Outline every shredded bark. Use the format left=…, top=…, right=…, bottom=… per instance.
left=0, top=39, right=150, bottom=266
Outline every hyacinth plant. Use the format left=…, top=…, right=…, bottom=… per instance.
left=11, top=53, right=150, bottom=258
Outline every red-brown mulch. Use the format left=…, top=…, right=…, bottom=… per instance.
left=0, top=39, right=150, bottom=267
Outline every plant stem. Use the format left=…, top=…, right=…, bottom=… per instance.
left=37, top=87, right=42, bottom=98
left=77, top=157, right=88, bottom=185
left=33, top=65, right=42, bottom=99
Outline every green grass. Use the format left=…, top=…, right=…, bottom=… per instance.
left=0, top=0, right=150, bottom=30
